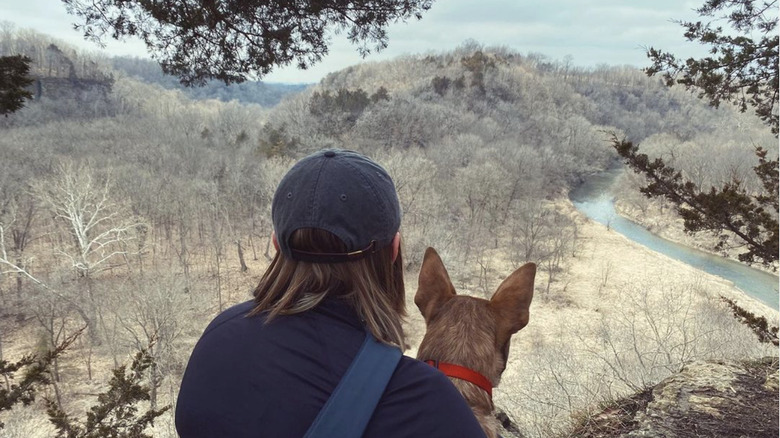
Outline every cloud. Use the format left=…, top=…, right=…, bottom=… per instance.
left=1, top=1, right=148, bottom=57
left=2, top=0, right=712, bottom=84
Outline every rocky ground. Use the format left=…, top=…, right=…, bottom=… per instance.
left=564, top=356, right=779, bottom=438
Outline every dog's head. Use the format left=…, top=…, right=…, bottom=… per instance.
left=414, top=247, right=535, bottom=432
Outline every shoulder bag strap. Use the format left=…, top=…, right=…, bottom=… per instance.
left=303, top=332, right=402, bottom=438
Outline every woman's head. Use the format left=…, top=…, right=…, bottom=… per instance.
left=272, top=149, right=401, bottom=262
left=251, top=149, right=406, bottom=347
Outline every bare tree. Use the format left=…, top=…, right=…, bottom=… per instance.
left=510, top=198, right=552, bottom=264
left=116, top=273, right=187, bottom=410
left=32, top=162, right=142, bottom=343
left=35, top=162, right=141, bottom=278
left=0, top=196, right=36, bottom=300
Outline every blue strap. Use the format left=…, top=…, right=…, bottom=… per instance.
left=304, top=332, right=402, bottom=438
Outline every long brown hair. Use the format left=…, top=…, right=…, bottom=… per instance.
left=250, top=228, right=406, bottom=348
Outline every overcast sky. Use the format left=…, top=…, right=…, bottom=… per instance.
left=1, top=0, right=710, bottom=84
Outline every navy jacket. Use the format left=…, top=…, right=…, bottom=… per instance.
left=176, top=298, right=487, bottom=438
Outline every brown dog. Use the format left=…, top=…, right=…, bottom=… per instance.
left=415, top=247, right=536, bottom=438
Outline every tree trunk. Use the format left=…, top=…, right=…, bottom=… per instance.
left=75, top=306, right=100, bottom=346
left=51, top=377, right=63, bottom=410
left=216, top=251, right=223, bottom=312
left=150, top=360, right=159, bottom=410
left=179, top=228, right=191, bottom=293
left=84, top=337, right=94, bottom=380
left=237, top=240, right=248, bottom=272
left=264, top=236, right=273, bottom=261
left=249, top=234, right=258, bottom=261
left=15, top=257, right=23, bottom=297
left=0, top=280, right=5, bottom=310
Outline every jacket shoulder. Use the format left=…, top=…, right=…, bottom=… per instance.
left=201, top=300, right=256, bottom=335
left=365, top=356, right=488, bottom=438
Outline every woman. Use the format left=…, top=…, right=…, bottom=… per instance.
left=175, top=149, right=486, bottom=437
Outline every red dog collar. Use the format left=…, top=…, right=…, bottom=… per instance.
left=424, top=360, right=493, bottom=398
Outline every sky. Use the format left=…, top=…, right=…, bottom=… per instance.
left=1, top=0, right=712, bottom=84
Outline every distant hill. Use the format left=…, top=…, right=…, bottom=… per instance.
left=1, top=32, right=117, bottom=122
left=110, top=56, right=309, bottom=107
left=1, top=27, right=309, bottom=127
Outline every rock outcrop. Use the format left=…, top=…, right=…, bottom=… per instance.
left=569, top=357, right=779, bottom=438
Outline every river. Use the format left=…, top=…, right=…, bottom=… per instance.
left=569, top=166, right=779, bottom=309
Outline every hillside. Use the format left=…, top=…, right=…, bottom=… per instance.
left=110, top=56, right=309, bottom=106
left=1, top=33, right=776, bottom=438
left=259, top=43, right=754, bottom=268
left=0, top=28, right=306, bottom=127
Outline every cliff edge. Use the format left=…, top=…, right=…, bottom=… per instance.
left=565, top=357, right=779, bottom=438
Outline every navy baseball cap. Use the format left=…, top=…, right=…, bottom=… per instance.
left=272, top=149, right=402, bottom=263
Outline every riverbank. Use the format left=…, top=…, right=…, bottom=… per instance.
left=571, top=166, right=778, bottom=308
left=565, top=201, right=777, bottom=320
left=614, top=198, right=780, bottom=275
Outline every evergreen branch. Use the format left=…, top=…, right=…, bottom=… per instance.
left=721, top=297, right=779, bottom=345
left=612, top=135, right=778, bottom=266
left=0, top=328, right=84, bottom=429
left=46, top=346, right=169, bottom=438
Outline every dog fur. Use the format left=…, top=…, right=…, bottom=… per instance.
left=415, top=247, right=535, bottom=438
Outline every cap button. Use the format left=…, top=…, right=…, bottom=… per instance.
left=324, top=150, right=336, bottom=158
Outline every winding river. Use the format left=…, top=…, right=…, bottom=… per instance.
left=569, top=166, right=779, bottom=309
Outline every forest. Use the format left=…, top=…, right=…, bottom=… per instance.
left=0, top=26, right=777, bottom=437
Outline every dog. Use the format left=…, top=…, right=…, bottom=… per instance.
left=415, top=247, right=536, bottom=438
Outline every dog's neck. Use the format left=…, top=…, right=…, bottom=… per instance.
left=450, top=378, right=499, bottom=438
left=423, top=360, right=497, bottom=436
left=425, top=360, right=493, bottom=397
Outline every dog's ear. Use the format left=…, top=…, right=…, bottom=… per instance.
left=489, top=263, right=536, bottom=347
left=415, top=247, right=456, bottom=325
